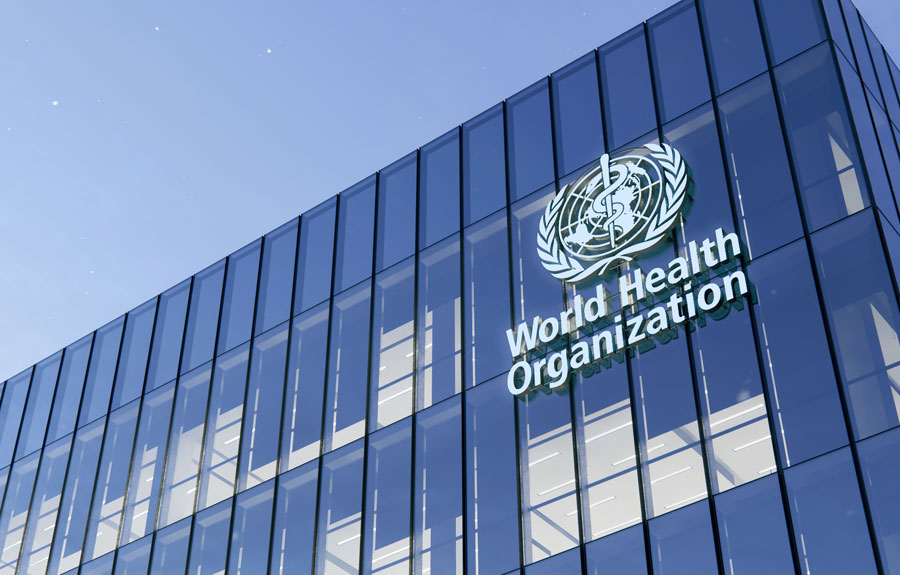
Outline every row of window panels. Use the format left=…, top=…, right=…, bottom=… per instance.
left=0, top=31, right=889, bottom=473
left=2, top=202, right=900, bottom=573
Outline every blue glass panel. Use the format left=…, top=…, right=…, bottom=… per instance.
left=17, top=436, right=71, bottom=574
left=758, top=0, right=826, bottom=64
left=840, top=1, right=881, bottom=106
left=585, top=525, right=648, bottom=575
left=187, top=498, right=232, bottom=575
left=552, top=52, right=604, bottom=176
left=462, top=105, right=506, bottom=225
left=870, top=97, right=900, bottom=224
left=114, top=536, right=152, bottom=575
left=363, top=419, right=412, bottom=574
left=369, top=259, right=415, bottom=430
left=324, top=281, right=371, bottom=452
left=148, top=519, right=190, bottom=575
left=181, top=260, right=225, bottom=374
left=420, top=129, right=461, bottom=248
left=47, top=419, right=105, bottom=575
left=866, top=24, right=900, bottom=122
left=507, top=79, right=555, bottom=201
left=334, top=177, right=376, bottom=293
left=715, top=475, right=794, bottom=573
left=271, top=462, right=318, bottom=575
left=747, top=240, right=848, bottom=466
left=414, top=397, right=462, bottom=575
left=820, top=0, right=853, bottom=66
left=775, top=44, right=869, bottom=230
left=79, top=317, right=125, bottom=426
left=81, top=553, right=114, bottom=575
left=463, top=210, right=512, bottom=386
left=296, top=198, right=337, bottom=313
left=0, top=452, right=40, bottom=572
left=228, top=482, right=274, bottom=575
left=239, top=322, right=288, bottom=490
left=599, top=26, right=656, bottom=150
left=698, top=0, right=767, bottom=94
left=147, top=280, right=190, bottom=390
left=17, top=352, right=62, bottom=459
left=649, top=500, right=718, bottom=574
left=46, top=334, right=92, bottom=443
left=217, top=241, right=261, bottom=355
left=465, top=376, right=520, bottom=575
left=0, top=369, right=30, bottom=468
left=315, top=440, right=364, bottom=574
left=785, top=448, right=878, bottom=574
left=376, top=153, right=417, bottom=272
left=717, top=74, right=803, bottom=258
left=281, top=304, right=329, bottom=470
left=417, top=235, right=461, bottom=410
left=649, top=0, right=711, bottom=122
left=858, top=427, right=900, bottom=573
left=111, top=298, right=156, bottom=409
left=525, top=547, right=582, bottom=575
left=812, top=210, right=900, bottom=439
left=255, top=219, right=298, bottom=335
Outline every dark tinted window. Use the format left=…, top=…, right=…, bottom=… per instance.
left=377, top=153, right=417, bottom=271
left=758, top=0, right=826, bottom=64
left=507, top=79, right=555, bottom=201
left=858, top=427, right=900, bottom=573
left=600, top=26, right=657, bottom=149
left=526, top=547, right=582, bottom=575
left=649, top=501, right=718, bottom=574
left=552, top=52, right=604, bottom=176
left=841, top=1, right=880, bottom=105
left=698, top=0, right=767, bottom=94
left=585, top=525, right=648, bottom=575
left=420, top=129, right=461, bottom=248
left=462, top=105, right=507, bottom=225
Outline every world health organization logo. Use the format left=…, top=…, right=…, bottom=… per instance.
left=537, top=143, right=689, bottom=283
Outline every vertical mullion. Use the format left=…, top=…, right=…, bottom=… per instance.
left=457, top=124, right=470, bottom=575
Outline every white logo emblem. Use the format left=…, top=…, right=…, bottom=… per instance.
left=537, top=143, right=689, bottom=283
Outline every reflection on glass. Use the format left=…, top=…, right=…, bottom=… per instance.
left=524, top=547, right=582, bottom=575
left=114, top=536, right=152, bottom=575
left=296, top=198, right=336, bottom=313
left=146, top=279, right=190, bottom=390
left=315, top=440, right=364, bottom=575
left=0, top=370, right=30, bottom=469
left=111, top=298, right=156, bottom=410
left=599, top=26, right=656, bottom=150
left=649, top=500, right=719, bottom=574
left=181, top=260, right=226, bottom=374
left=552, top=52, right=604, bottom=177
left=17, top=353, right=62, bottom=460
left=858, top=427, right=900, bottom=573
left=585, top=524, right=648, bottom=575
left=0, top=453, right=40, bottom=573
left=46, top=334, right=92, bottom=443
left=79, top=317, right=125, bottom=427
left=255, top=219, right=298, bottom=335
left=148, top=519, right=191, bottom=575
left=271, top=463, right=318, bottom=574
left=217, top=241, right=261, bottom=355
left=80, top=554, right=114, bottom=575
left=698, top=0, right=767, bottom=94
left=18, top=437, right=71, bottom=575
left=229, top=483, right=274, bottom=574
left=507, top=79, right=555, bottom=201
left=420, top=129, right=460, bottom=248
left=462, top=105, right=506, bottom=226
left=187, top=499, right=232, bottom=575
left=757, top=0, right=826, bottom=64
left=334, top=177, right=376, bottom=293
left=376, top=153, right=417, bottom=272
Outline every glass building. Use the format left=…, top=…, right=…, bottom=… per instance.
left=3, top=0, right=900, bottom=573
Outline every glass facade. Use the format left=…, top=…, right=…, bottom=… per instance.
left=3, top=0, right=900, bottom=573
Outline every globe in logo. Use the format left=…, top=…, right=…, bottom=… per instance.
left=537, top=143, right=689, bottom=283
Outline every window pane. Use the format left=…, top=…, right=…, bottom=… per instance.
left=334, top=177, right=376, bottom=293
left=218, top=241, right=261, bottom=355
left=462, top=105, right=506, bottom=226
left=420, top=129, right=460, bottom=248
left=239, top=322, right=288, bottom=490
left=147, top=279, right=190, bottom=390
left=80, top=554, right=114, bottom=575
left=585, top=524, right=648, bottom=575
left=363, top=419, right=412, bottom=575
left=465, top=376, right=520, bottom=575
left=507, top=79, right=555, bottom=201
left=821, top=0, right=853, bottom=65
left=228, top=482, right=274, bottom=575
left=281, top=304, right=329, bottom=470
left=79, top=317, right=125, bottom=426
left=18, top=436, right=71, bottom=575
left=182, top=260, right=226, bottom=374
left=271, top=463, right=318, bottom=575
left=775, top=44, right=869, bottom=230
left=256, top=219, right=297, bottom=335
left=858, top=427, right=900, bottom=573
left=84, top=401, right=140, bottom=560
left=17, top=353, right=62, bottom=459
left=315, top=440, right=365, bottom=575
left=552, top=53, right=604, bottom=176
left=47, top=419, right=104, bottom=575
left=112, top=298, right=156, bottom=409
left=758, top=0, right=826, bottom=64
left=785, top=448, right=878, bottom=574
left=525, top=547, right=582, bottom=575
left=149, top=519, right=191, bottom=575
left=159, top=363, right=211, bottom=528
left=748, top=240, right=848, bottom=465
left=199, top=344, right=249, bottom=510
left=463, top=210, right=513, bottom=386
left=715, top=475, right=794, bottom=574
left=717, top=74, right=803, bottom=258
left=649, top=0, right=711, bottom=122
left=46, top=334, right=92, bottom=443
left=812, top=210, right=900, bottom=438
left=324, top=282, right=371, bottom=452
left=649, top=500, right=718, bottom=575
left=0, top=370, right=30, bottom=469
left=868, top=26, right=900, bottom=122
left=870, top=97, right=900, bottom=219
left=296, top=198, right=336, bottom=313
left=698, top=0, right=767, bottom=94
left=600, top=26, right=656, bottom=150
left=511, top=188, right=565, bottom=326
left=115, top=536, right=152, bottom=575
left=121, top=382, right=175, bottom=544
left=417, top=236, right=461, bottom=410
left=414, top=397, right=462, bottom=575
left=377, top=153, right=417, bottom=272
left=576, top=364, right=642, bottom=541
left=0, top=452, right=40, bottom=574
left=369, top=260, right=415, bottom=430
left=842, top=3, right=880, bottom=104
left=187, top=499, right=231, bottom=575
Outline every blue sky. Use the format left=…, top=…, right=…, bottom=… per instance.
left=1, top=0, right=899, bottom=382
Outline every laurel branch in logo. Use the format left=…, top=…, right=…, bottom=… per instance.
left=536, top=143, right=688, bottom=283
